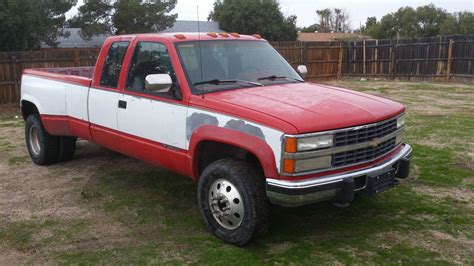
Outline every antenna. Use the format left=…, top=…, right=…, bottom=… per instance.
left=197, top=5, right=204, bottom=97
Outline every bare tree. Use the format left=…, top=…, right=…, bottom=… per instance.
left=316, top=8, right=351, bottom=32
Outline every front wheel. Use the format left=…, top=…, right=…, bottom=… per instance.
left=197, top=159, right=269, bottom=246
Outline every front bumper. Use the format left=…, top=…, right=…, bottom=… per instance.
left=266, top=144, right=412, bottom=207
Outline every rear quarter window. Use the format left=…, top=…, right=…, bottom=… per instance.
left=100, top=41, right=130, bottom=88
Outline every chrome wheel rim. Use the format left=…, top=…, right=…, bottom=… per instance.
left=29, top=125, right=41, bottom=156
left=208, top=178, right=244, bottom=230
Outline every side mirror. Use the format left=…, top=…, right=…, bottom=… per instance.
left=297, top=65, right=308, bottom=79
left=144, top=74, right=172, bottom=93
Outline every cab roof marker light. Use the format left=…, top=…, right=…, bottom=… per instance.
left=219, top=32, right=229, bottom=37
left=252, top=34, right=262, bottom=39
left=230, top=32, right=240, bottom=37
left=174, top=34, right=186, bottom=39
left=207, top=32, right=218, bottom=38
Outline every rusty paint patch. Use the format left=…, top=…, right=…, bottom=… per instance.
left=186, top=113, right=219, bottom=140
left=224, top=119, right=266, bottom=140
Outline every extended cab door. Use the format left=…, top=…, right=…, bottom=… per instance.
left=89, top=40, right=130, bottom=150
left=116, top=41, right=188, bottom=172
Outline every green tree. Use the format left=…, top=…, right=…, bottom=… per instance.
left=208, top=0, right=298, bottom=41
left=361, top=4, right=472, bottom=39
left=440, top=11, right=474, bottom=35
left=69, top=0, right=177, bottom=40
left=0, top=0, right=76, bottom=51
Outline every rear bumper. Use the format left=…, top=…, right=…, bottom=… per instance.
left=266, top=144, right=412, bottom=207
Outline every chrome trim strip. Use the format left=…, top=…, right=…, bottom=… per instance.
left=284, top=113, right=404, bottom=139
left=283, top=127, right=404, bottom=160
left=269, top=144, right=412, bottom=190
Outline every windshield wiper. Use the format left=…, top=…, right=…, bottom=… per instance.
left=257, top=75, right=304, bottom=83
left=194, top=79, right=263, bottom=87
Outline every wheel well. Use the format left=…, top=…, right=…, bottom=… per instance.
left=195, top=141, right=264, bottom=178
left=21, top=101, right=39, bottom=121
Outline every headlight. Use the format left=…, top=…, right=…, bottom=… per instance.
left=296, top=134, right=333, bottom=151
left=397, top=114, right=405, bottom=128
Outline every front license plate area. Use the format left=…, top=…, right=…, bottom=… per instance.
left=363, top=169, right=398, bottom=196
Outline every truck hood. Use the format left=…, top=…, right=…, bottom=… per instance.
left=203, top=82, right=405, bottom=133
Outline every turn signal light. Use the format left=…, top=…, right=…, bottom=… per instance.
left=283, top=159, right=295, bottom=174
left=284, top=137, right=297, bottom=153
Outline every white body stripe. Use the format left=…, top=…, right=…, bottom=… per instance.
left=88, top=88, right=119, bottom=130
left=65, top=82, right=89, bottom=121
left=118, top=94, right=188, bottom=149
left=21, top=75, right=283, bottom=172
left=21, top=75, right=67, bottom=115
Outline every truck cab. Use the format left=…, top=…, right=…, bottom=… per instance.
left=20, top=32, right=411, bottom=246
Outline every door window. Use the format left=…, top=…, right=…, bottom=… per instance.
left=100, top=41, right=130, bottom=88
left=126, top=42, right=179, bottom=99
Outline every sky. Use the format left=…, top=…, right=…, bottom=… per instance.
left=67, top=0, right=474, bottom=30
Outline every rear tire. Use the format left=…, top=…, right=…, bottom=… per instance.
left=58, top=136, right=77, bottom=162
left=25, top=114, right=60, bottom=165
left=197, top=159, right=269, bottom=246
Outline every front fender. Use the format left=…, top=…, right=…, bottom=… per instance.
left=187, top=125, right=279, bottom=180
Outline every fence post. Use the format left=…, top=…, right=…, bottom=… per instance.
left=363, top=40, right=366, bottom=76
left=74, top=49, right=80, bottom=66
left=446, top=39, right=454, bottom=81
left=390, top=42, right=397, bottom=79
left=337, top=42, right=343, bottom=78
left=10, top=55, right=20, bottom=102
left=374, top=39, right=378, bottom=75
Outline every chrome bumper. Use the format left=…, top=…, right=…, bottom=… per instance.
left=266, top=144, right=412, bottom=207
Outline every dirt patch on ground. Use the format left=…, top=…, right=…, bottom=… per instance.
left=0, top=124, right=135, bottom=262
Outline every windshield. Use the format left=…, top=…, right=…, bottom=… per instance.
left=175, top=40, right=303, bottom=94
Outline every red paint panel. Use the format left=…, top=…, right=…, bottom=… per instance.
left=68, top=117, right=92, bottom=140
left=118, top=132, right=188, bottom=177
left=40, top=115, right=71, bottom=136
left=188, top=125, right=278, bottom=180
left=200, top=83, right=405, bottom=134
left=90, top=124, right=120, bottom=152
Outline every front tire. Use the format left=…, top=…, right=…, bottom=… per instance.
left=197, top=159, right=269, bottom=246
left=25, top=114, right=60, bottom=165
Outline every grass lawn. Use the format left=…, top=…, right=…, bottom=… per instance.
left=0, top=80, right=473, bottom=264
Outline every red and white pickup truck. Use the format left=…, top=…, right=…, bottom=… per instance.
left=20, top=32, right=411, bottom=245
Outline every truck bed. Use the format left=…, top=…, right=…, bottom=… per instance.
left=23, top=67, right=94, bottom=87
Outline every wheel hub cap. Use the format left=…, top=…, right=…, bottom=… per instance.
left=208, top=179, right=244, bottom=230
left=29, top=125, right=41, bottom=156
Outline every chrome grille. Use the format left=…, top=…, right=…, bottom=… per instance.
left=334, top=119, right=397, bottom=147
left=333, top=137, right=397, bottom=167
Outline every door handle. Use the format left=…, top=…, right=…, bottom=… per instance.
left=118, top=100, right=127, bottom=109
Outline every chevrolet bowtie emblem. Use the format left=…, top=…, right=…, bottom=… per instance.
left=369, top=138, right=382, bottom=148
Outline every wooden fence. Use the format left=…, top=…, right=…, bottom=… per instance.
left=272, top=34, right=474, bottom=82
left=0, top=35, right=473, bottom=106
left=0, top=48, right=99, bottom=106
